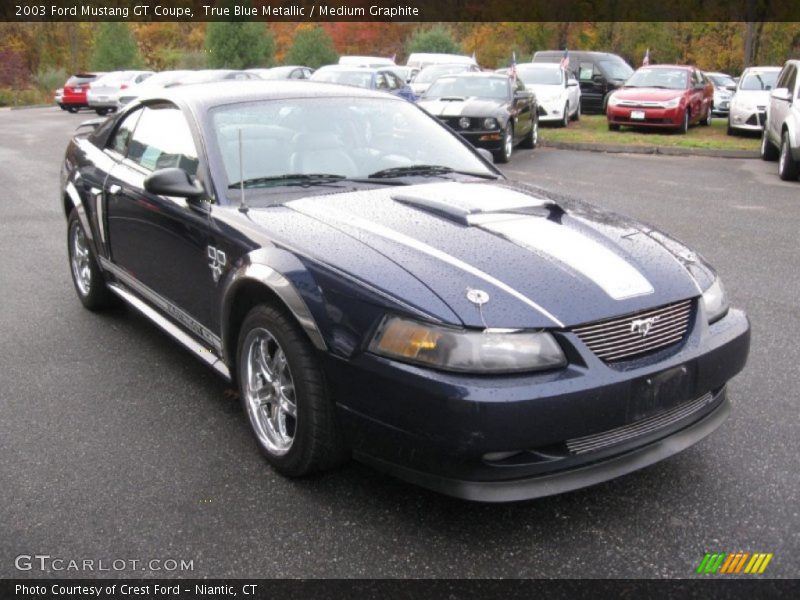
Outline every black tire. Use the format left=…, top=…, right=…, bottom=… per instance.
left=67, top=210, right=116, bottom=311
left=608, top=123, right=620, bottom=131
left=572, top=100, right=581, bottom=121
left=778, top=131, right=799, bottom=181
left=493, top=123, right=513, bottom=163
left=761, top=129, right=779, bottom=161
left=678, top=109, right=690, bottom=134
left=237, top=303, right=347, bottom=476
left=560, top=103, right=569, bottom=127
left=727, top=118, right=736, bottom=136
left=519, top=115, right=538, bottom=149
left=66, top=106, right=79, bottom=114
left=95, top=108, right=110, bottom=116
left=701, top=105, right=711, bottom=126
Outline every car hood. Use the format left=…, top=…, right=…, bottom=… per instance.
left=410, top=82, right=431, bottom=94
left=615, top=88, right=687, bottom=102
left=245, top=181, right=712, bottom=329
left=418, top=97, right=506, bottom=117
left=524, top=83, right=565, bottom=98
left=733, top=89, right=770, bottom=104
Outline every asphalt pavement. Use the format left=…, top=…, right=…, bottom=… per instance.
left=1, top=107, right=798, bottom=579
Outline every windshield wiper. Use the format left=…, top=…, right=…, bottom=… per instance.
left=228, top=174, right=345, bottom=188
left=368, top=165, right=498, bottom=180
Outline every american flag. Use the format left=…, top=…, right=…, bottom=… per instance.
left=643, top=48, right=650, bottom=66
left=560, top=48, right=570, bottom=70
left=389, top=53, right=397, bottom=63
left=510, top=51, right=517, bottom=82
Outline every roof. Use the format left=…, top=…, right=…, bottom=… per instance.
left=636, top=64, right=694, bottom=71
left=141, top=80, right=402, bottom=112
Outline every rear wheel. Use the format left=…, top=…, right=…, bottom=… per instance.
left=761, top=129, right=779, bottom=161
left=95, top=108, right=110, bottom=116
left=608, top=123, right=620, bottom=131
left=237, top=304, right=347, bottom=476
left=778, top=131, right=799, bottom=181
left=66, top=106, right=79, bottom=114
left=67, top=210, right=115, bottom=311
left=701, top=105, right=712, bottom=126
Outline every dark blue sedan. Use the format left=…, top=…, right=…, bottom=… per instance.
left=61, top=81, right=749, bottom=502
left=310, top=65, right=417, bottom=102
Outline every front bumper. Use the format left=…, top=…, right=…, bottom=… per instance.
left=455, top=129, right=505, bottom=152
left=325, top=307, right=750, bottom=501
left=607, top=105, right=684, bottom=128
left=87, top=95, right=118, bottom=109
left=728, top=105, right=767, bottom=131
left=537, top=98, right=567, bottom=122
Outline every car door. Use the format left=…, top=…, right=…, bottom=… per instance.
left=103, top=102, right=216, bottom=330
left=769, top=64, right=796, bottom=143
left=512, top=78, right=533, bottom=139
left=577, top=61, right=604, bottom=112
left=566, top=72, right=580, bottom=114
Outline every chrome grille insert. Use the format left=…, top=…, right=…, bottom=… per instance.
left=571, top=299, right=693, bottom=362
left=566, top=391, right=716, bottom=455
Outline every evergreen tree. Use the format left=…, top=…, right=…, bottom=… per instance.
left=91, top=23, right=142, bottom=70
left=285, top=27, right=339, bottom=69
left=205, top=21, right=274, bottom=69
left=406, top=25, right=462, bottom=55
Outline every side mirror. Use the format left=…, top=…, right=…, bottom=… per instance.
left=476, top=148, right=494, bottom=163
left=771, top=87, right=792, bottom=102
left=726, top=84, right=737, bottom=91
left=568, top=78, right=579, bottom=87
left=144, top=168, right=205, bottom=200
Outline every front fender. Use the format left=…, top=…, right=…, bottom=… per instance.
left=219, top=247, right=328, bottom=367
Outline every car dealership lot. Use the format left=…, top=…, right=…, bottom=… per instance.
left=1, top=108, right=797, bottom=578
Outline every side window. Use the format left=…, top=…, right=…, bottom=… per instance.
left=385, top=73, right=400, bottom=90
left=786, top=66, right=797, bottom=94
left=578, top=62, right=595, bottom=81
left=515, top=78, right=525, bottom=93
left=776, top=66, right=791, bottom=89
left=375, top=73, right=388, bottom=90
left=108, top=109, right=142, bottom=156
left=127, top=104, right=199, bottom=175
left=289, top=69, right=303, bottom=79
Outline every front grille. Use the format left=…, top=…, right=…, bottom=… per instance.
left=617, top=101, right=663, bottom=108
left=571, top=299, right=692, bottom=362
left=566, top=391, right=716, bottom=455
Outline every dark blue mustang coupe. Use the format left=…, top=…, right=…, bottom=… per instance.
left=61, top=81, right=750, bottom=502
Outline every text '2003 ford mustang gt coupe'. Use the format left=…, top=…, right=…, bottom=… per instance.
left=61, top=81, right=750, bottom=502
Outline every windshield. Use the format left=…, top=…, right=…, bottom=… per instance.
left=311, top=70, right=373, bottom=88
left=517, top=66, right=563, bottom=85
left=210, top=97, right=495, bottom=196
left=425, top=77, right=509, bottom=99
left=598, top=60, right=634, bottom=80
left=708, top=74, right=735, bottom=88
left=625, top=68, right=688, bottom=90
left=739, top=71, right=779, bottom=91
left=415, top=65, right=470, bottom=83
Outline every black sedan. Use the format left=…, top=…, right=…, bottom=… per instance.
left=61, top=81, right=749, bottom=502
left=417, top=72, right=538, bottom=163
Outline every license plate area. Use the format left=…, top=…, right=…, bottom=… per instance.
left=631, top=110, right=646, bottom=120
left=628, top=363, right=696, bottom=422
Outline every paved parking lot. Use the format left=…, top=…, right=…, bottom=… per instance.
left=1, top=107, right=798, bottom=578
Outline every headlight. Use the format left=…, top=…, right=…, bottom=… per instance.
left=662, top=97, right=682, bottom=108
left=482, top=117, right=497, bottom=129
left=701, top=277, right=729, bottom=324
left=732, top=98, right=754, bottom=112
left=458, top=117, right=471, bottom=129
left=607, top=94, right=620, bottom=107
left=369, top=315, right=567, bottom=373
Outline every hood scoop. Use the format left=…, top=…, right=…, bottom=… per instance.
left=392, top=182, right=558, bottom=226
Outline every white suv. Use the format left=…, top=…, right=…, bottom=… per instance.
left=762, top=60, right=800, bottom=181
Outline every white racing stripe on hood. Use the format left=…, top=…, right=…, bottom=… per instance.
left=480, top=217, right=654, bottom=300
left=287, top=199, right=565, bottom=327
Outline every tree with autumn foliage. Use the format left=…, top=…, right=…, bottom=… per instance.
left=406, top=25, right=462, bottom=55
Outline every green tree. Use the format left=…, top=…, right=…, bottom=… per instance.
left=285, top=27, right=339, bottom=69
left=406, top=25, right=462, bottom=55
left=91, top=23, right=142, bottom=70
left=205, top=20, right=274, bottom=69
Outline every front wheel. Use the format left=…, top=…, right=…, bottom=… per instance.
left=95, top=108, right=110, bottom=116
left=237, top=304, right=347, bottom=476
left=761, top=129, right=779, bottom=161
left=519, top=116, right=538, bottom=149
left=560, top=103, right=569, bottom=127
left=678, top=110, right=690, bottom=134
left=67, top=210, right=115, bottom=311
left=608, top=122, right=620, bottom=131
left=493, top=123, right=513, bottom=163
left=66, top=106, right=79, bottom=114
left=778, top=131, right=799, bottom=181
left=572, top=100, right=581, bottom=121
left=701, top=105, right=711, bottom=126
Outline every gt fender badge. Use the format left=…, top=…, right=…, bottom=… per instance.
left=207, top=245, right=227, bottom=283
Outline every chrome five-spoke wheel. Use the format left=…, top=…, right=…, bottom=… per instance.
left=70, top=220, right=92, bottom=296
left=244, top=328, right=298, bottom=455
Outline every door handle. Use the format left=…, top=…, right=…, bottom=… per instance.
left=108, top=184, right=121, bottom=195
